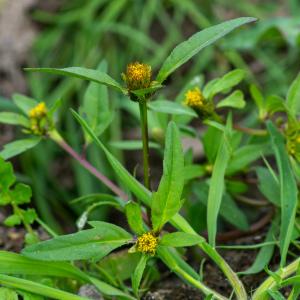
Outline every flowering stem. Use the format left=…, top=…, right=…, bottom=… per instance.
left=139, top=99, right=151, bottom=190
left=252, top=258, right=300, bottom=300
left=49, top=131, right=128, bottom=201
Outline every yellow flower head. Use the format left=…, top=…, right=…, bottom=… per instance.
left=136, top=232, right=158, bottom=255
left=28, top=102, right=47, bottom=119
left=123, top=62, right=152, bottom=91
left=184, top=87, right=204, bottom=108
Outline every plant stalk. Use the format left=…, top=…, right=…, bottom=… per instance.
left=49, top=130, right=128, bottom=201
left=139, top=99, right=151, bottom=190
left=252, top=258, right=300, bottom=300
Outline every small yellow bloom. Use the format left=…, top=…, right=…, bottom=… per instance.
left=27, top=102, right=51, bottom=135
left=136, top=232, right=158, bottom=255
left=184, top=87, right=204, bottom=108
left=123, top=62, right=152, bottom=91
left=28, top=102, right=47, bottom=119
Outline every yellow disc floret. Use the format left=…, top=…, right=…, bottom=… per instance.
left=27, top=102, right=51, bottom=135
left=122, top=62, right=152, bottom=91
left=136, top=232, right=158, bottom=255
left=28, top=102, right=47, bottom=118
left=184, top=87, right=204, bottom=108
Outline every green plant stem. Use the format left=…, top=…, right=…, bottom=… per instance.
left=233, top=125, right=267, bottom=136
left=252, top=258, right=300, bottom=300
left=174, top=265, right=228, bottom=300
left=139, top=99, right=151, bottom=190
left=12, top=203, right=34, bottom=235
left=36, top=217, right=58, bottom=237
left=49, top=130, right=128, bottom=200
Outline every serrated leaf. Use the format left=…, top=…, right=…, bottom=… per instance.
left=151, top=122, right=185, bottom=232
left=0, top=138, right=41, bottom=160
left=0, top=112, right=29, bottom=127
left=156, top=17, right=256, bottom=83
left=25, top=67, right=125, bottom=93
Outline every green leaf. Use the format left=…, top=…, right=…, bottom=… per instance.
left=89, top=277, right=136, bottom=300
left=11, top=183, right=32, bottom=205
left=207, top=124, right=231, bottom=247
left=132, top=254, right=148, bottom=296
left=148, top=100, right=197, bottom=117
left=265, top=95, right=286, bottom=115
left=226, top=143, right=271, bottom=175
left=4, top=215, right=22, bottom=227
left=240, top=218, right=278, bottom=274
left=0, top=274, right=89, bottom=300
left=0, top=158, right=15, bottom=191
left=160, top=232, right=204, bottom=247
left=267, top=121, right=298, bottom=267
left=80, top=61, right=114, bottom=142
left=0, top=288, right=18, bottom=300
left=0, top=112, right=29, bottom=127
left=151, top=121, right=185, bottom=232
left=156, top=17, right=256, bottom=83
left=25, top=67, right=125, bottom=93
left=184, top=164, right=206, bottom=181
left=256, top=167, right=280, bottom=206
left=216, top=90, right=245, bottom=109
left=22, top=221, right=132, bottom=261
left=0, top=138, right=41, bottom=160
left=250, top=84, right=265, bottom=118
left=266, top=290, right=286, bottom=300
left=0, top=251, right=134, bottom=300
left=205, top=69, right=246, bottom=99
left=125, top=201, right=145, bottom=235
left=286, top=72, right=300, bottom=117
left=12, top=94, right=37, bottom=115
left=23, top=209, right=37, bottom=224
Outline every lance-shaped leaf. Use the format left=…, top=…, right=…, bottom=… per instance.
left=0, top=138, right=41, bottom=160
left=0, top=112, right=29, bottom=127
left=207, top=120, right=232, bottom=247
left=132, top=254, right=148, bottom=296
left=125, top=201, right=145, bottom=235
left=156, top=17, right=256, bottom=83
left=25, top=67, right=125, bottom=93
left=151, top=122, right=184, bottom=232
left=267, top=122, right=298, bottom=267
left=160, top=232, right=204, bottom=247
left=22, top=221, right=132, bottom=261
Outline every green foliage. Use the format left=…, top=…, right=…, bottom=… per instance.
left=2, top=7, right=300, bottom=299
left=151, top=121, right=185, bottom=232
